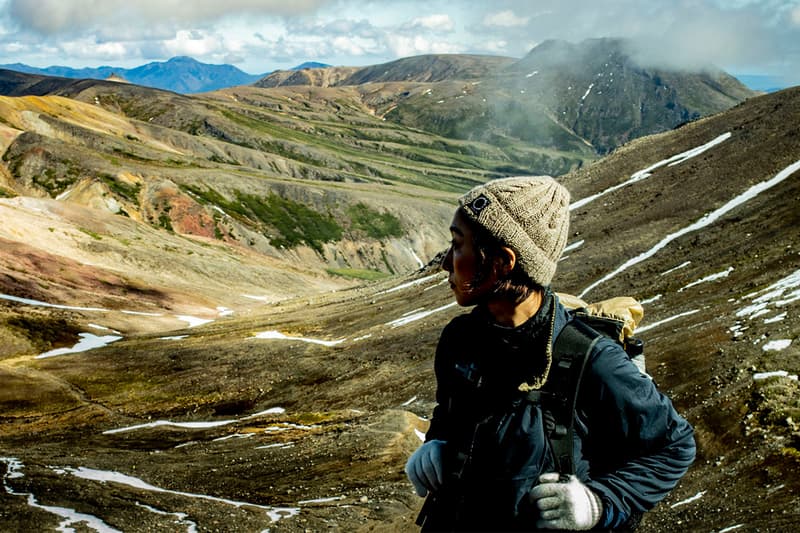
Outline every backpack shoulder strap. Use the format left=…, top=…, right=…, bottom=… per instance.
left=542, top=318, right=601, bottom=476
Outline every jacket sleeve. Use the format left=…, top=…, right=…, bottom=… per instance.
left=579, top=338, right=696, bottom=530
left=424, top=319, right=461, bottom=443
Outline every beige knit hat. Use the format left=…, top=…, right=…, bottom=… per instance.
left=458, top=176, right=570, bottom=287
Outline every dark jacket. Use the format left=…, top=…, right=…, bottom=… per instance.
left=421, top=291, right=696, bottom=531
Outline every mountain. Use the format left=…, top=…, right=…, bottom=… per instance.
left=256, top=54, right=514, bottom=89
left=338, top=53, right=515, bottom=84
left=0, top=44, right=759, bottom=289
left=291, top=61, right=331, bottom=70
left=381, top=38, right=755, bottom=155
left=0, top=56, right=264, bottom=93
left=253, top=65, right=362, bottom=88
left=0, top=68, right=519, bottom=280
left=254, top=39, right=755, bottom=157
left=1, top=85, right=798, bottom=531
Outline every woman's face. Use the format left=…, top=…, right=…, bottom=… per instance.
left=442, top=208, right=498, bottom=306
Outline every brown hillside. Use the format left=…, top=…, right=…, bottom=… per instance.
left=0, top=87, right=798, bottom=531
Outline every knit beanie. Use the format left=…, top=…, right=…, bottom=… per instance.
left=458, top=176, right=570, bottom=287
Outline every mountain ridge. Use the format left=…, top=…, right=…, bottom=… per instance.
left=0, top=56, right=265, bottom=94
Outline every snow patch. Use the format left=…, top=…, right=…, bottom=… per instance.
left=377, top=273, right=443, bottom=295
left=753, top=370, right=798, bottom=381
left=1, top=457, right=122, bottom=532
left=176, top=315, right=214, bottom=328
left=637, top=310, right=700, bottom=334
left=253, top=330, right=345, bottom=347
left=580, top=158, right=800, bottom=298
left=65, top=466, right=299, bottom=521
left=298, top=496, right=345, bottom=505
left=36, top=333, right=123, bottom=359
left=679, top=267, right=734, bottom=292
left=670, top=490, right=706, bottom=508
left=762, top=339, right=793, bottom=351
left=135, top=503, right=198, bottom=533
left=764, top=312, right=787, bottom=324
left=570, top=133, right=731, bottom=212
left=104, top=407, right=284, bottom=434
left=0, top=292, right=107, bottom=312
left=256, top=442, right=295, bottom=450
left=121, top=310, right=163, bottom=317
left=387, top=302, right=457, bottom=328
left=212, top=433, right=255, bottom=442
left=563, top=239, right=584, bottom=253
left=87, top=323, right=120, bottom=333
left=581, top=83, right=594, bottom=100
left=242, top=294, right=270, bottom=301
left=660, top=261, right=691, bottom=276
left=640, top=294, right=662, bottom=305
left=408, top=247, right=425, bottom=268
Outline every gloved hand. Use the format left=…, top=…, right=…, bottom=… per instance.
left=405, top=439, right=446, bottom=497
left=529, top=473, right=603, bottom=530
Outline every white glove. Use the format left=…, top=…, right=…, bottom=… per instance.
left=529, top=473, right=603, bottom=530
left=405, top=439, right=446, bottom=497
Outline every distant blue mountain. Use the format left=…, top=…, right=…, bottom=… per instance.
left=291, top=61, right=330, bottom=70
left=0, top=56, right=270, bottom=94
left=734, top=74, right=788, bottom=93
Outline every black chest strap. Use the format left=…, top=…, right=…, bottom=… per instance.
left=529, top=319, right=599, bottom=476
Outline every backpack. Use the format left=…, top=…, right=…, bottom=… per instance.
left=539, top=293, right=646, bottom=476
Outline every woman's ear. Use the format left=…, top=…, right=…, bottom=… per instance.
left=496, top=246, right=517, bottom=275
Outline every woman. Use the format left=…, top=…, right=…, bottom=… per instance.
left=405, top=176, right=696, bottom=531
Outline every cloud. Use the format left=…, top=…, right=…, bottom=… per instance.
left=0, top=0, right=797, bottom=81
left=7, top=0, right=332, bottom=34
left=483, top=10, right=530, bottom=28
left=385, top=34, right=462, bottom=58
left=466, top=0, right=800, bottom=79
left=162, top=30, right=223, bottom=59
left=409, top=14, right=455, bottom=32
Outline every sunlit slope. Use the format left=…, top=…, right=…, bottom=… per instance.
left=0, top=84, right=489, bottom=276
left=0, top=83, right=796, bottom=533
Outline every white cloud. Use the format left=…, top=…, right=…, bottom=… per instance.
left=409, top=14, right=455, bottom=32
left=330, top=35, right=372, bottom=57
left=483, top=10, right=530, bottom=28
left=482, top=40, right=509, bottom=54
left=7, top=0, right=332, bottom=34
left=59, top=38, right=133, bottom=62
left=163, top=30, right=223, bottom=59
left=386, top=34, right=462, bottom=58
left=0, top=0, right=797, bottom=81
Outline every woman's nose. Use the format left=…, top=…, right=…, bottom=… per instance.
left=441, top=247, right=453, bottom=272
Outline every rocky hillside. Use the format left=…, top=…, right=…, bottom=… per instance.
left=257, top=39, right=754, bottom=158
left=0, top=84, right=798, bottom=531
left=379, top=38, right=754, bottom=155
left=0, top=70, right=522, bottom=281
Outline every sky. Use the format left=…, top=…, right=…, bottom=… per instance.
left=0, top=0, right=798, bottom=84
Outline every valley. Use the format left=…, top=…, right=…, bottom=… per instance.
left=0, top=47, right=797, bottom=532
